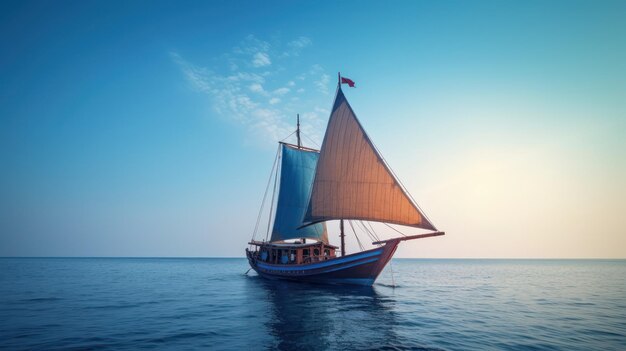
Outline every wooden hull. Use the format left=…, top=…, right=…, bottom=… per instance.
left=246, top=240, right=399, bottom=286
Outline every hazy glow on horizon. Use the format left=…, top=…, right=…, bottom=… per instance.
left=1, top=1, right=624, bottom=258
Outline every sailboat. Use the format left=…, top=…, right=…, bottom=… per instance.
left=246, top=74, right=444, bottom=286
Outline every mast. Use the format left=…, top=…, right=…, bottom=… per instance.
left=337, top=74, right=345, bottom=256
left=340, top=219, right=345, bottom=256
left=296, top=114, right=301, bottom=149
left=297, top=114, right=305, bottom=244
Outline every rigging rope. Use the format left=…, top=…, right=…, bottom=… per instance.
left=355, top=221, right=371, bottom=242
left=348, top=220, right=364, bottom=251
left=251, top=145, right=280, bottom=242
left=360, top=221, right=376, bottom=243
left=264, top=149, right=281, bottom=242
left=383, top=223, right=408, bottom=237
left=279, top=130, right=297, bottom=143
left=389, top=260, right=396, bottom=288
left=301, top=132, right=321, bottom=148
left=366, top=135, right=437, bottom=230
left=366, top=221, right=382, bottom=242
left=358, top=221, right=381, bottom=246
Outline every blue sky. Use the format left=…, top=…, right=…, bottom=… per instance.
left=1, top=1, right=625, bottom=257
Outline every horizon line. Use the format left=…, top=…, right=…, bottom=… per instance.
left=1, top=256, right=625, bottom=260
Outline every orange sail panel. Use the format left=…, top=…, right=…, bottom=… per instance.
left=302, top=88, right=436, bottom=230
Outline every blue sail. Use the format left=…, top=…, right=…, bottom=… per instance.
left=270, top=144, right=328, bottom=243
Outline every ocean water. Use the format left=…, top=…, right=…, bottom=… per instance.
left=1, top=258, right=625, bottom=350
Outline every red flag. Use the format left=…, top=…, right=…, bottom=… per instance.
left=341, top=77, right=356, bottom=87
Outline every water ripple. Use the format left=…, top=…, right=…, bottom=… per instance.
left=1, top=258, right=625, bottom=350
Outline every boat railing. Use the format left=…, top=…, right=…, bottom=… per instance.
left=250, top=250, right=337, bottom=265
left=303, top=255, right=336, bottom=264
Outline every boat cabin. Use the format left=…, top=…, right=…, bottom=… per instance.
left=248, top=240, right=338, bottom=265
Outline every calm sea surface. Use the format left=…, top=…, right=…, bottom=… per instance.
left=1, top=258, right=625, bottom=350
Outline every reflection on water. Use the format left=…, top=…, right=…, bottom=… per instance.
left=2, top=259, right=624, bottom=350
left=245, top=276, right=437, bottom=350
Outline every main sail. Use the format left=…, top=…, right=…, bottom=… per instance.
left=302, top=87, right=436, bottom=230
left=271, top=143, right=329, bottom=243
